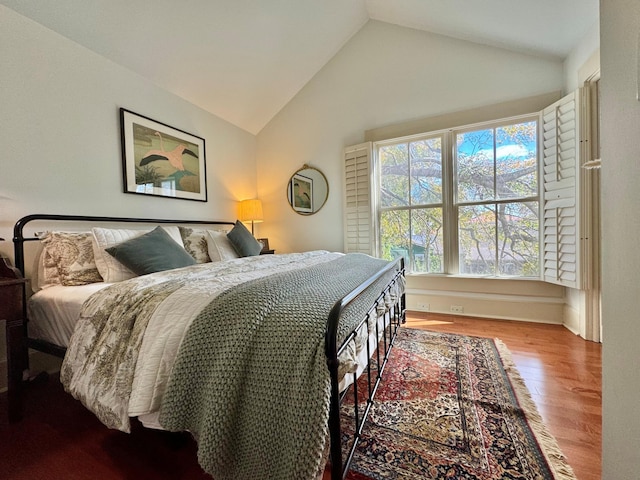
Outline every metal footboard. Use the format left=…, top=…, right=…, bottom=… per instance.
left=325, top=257, right=406, bottom=479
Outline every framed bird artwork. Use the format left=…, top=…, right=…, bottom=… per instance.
left=120, top=108, right=207, bottom=202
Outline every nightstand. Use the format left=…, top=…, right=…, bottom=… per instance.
left=0, top=258, right=27, bottom=423
left=260, top=249, right=275, bottom=255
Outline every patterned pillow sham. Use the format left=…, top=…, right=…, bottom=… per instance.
left=179, top=227, right=211, bottom=263
left=31, top=236, right=61, bottom=291
left=40, top=232, right=103, bottom=286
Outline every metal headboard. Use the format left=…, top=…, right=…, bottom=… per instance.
left=13, top=213, right=235, bottom=277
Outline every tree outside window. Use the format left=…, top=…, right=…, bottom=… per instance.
left=377, top=118, right=539, bottom=278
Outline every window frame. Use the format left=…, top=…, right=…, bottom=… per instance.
left=375, top=130, right=451, bottom=274
left=373, top=112, right=541, bottom=278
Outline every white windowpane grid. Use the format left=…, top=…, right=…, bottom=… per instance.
left=411, top=208, right=444, bottom=273
left=409, top=138, right=443, bottom=205
left=380, top=144, right=409, bottom=207
left=459, top=205, right=496, bottom=275
left=456, top=128, right=495, bottom=202
left=380, top=208, right=444, bottom=273
left=458, top=202, right=539, bottom=277
left=456, top=121, right=537, bottom=203
left=377, top=117, right=539, bottom=277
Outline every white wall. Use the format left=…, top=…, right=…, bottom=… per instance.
left=256, top=20, right=564, bottom=254
left=406, top=275, right=564, bottom=324
left=600, top=0, right=640, bottom=477
left=256, top=20, right=566, bottom=323
left=564, top=21, right=600, bottom=93
left=0, top=6, right=257, bottom=261
left=0, top=6, right=257, bottom=389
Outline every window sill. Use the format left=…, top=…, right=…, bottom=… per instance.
left=407, top=272, right=541, bottom=282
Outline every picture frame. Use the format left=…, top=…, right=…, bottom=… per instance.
left=120, top=108, right=207, bottom=202
left=290, top=173, right=313, bottom=213
left=257, top=238, right=270, bottom=252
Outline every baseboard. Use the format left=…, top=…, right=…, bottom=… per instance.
left=407, top=308, right=563, bottom=324
left=406, top=288, right=564, bottom=324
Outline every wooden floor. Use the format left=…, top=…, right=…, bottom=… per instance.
left=0, top=314, right=601, bottom=479
left=406, top=312, right=602, bottom=480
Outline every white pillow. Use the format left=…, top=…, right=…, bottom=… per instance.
left=206, top=230, right=241, bottom=262
left=91, top=226, right=184, bottom=282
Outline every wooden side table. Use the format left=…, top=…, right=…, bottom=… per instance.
left=0, top=259, right=27, bottom=423
left=260, top=249, right=275, bottom=255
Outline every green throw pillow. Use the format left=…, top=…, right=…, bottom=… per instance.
left=105, top=226, right=196, bottom=276
left=227, top=220, right=262, bottom=257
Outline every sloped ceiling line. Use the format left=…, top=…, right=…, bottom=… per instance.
left=1, top=0, right=598, bottom=134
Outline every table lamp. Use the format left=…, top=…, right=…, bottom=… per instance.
left=239, top=199, right=263, bottom=235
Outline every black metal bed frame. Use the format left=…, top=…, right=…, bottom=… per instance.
left=12, top=213, right=406, bottom=479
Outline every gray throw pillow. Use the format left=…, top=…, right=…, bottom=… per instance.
left=227, top=220, right=262, bottom=257
left=106, top=226, right=196, bottom=276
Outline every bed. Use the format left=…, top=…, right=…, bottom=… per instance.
left=9, top=213, right=406, bottom=480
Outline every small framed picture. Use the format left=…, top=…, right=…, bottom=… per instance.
left=257, top=238, right=270, bottom=252
left=120, top=108, right=207, bottom=202
left=290, top=173, right=313, bottom=213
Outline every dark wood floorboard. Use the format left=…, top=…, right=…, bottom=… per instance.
left=0, top=374, right=209, bottom=479
left=1, top=313, right=601, bottom=479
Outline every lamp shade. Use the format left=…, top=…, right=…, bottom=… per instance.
left=239, top=199, right=264, bottom=223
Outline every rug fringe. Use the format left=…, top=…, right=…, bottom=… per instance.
left=493, top=338, right=579, bottom=480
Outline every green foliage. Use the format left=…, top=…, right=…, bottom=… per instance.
left=135, top=164, right=163, bottom=185
left=379, top=120, right=539, bottom=277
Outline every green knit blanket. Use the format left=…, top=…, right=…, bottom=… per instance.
left=158, top=253, right=395, bottom=480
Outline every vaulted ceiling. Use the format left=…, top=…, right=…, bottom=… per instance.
left=1, top=0, right=598, bottom=134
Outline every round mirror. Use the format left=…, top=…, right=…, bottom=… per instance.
left=287, top=164, right=329, bottom=215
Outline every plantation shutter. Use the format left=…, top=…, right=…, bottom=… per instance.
left=541, top=90, right=582, bottom=288
left=344, top=142, right=375, bottom=255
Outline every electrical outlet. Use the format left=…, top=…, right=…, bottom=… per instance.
left=417, top=303, right=430, bottom=311
left=450, top=305, right=464, bottom=313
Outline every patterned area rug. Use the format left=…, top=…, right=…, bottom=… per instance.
left=341, top=328, right=577, bottom=480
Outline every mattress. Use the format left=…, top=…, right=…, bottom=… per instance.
left=27, top=283, right=112, bottom=347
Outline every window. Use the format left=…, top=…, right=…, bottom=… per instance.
left=455, top=122, right=539, bottom=276
left=376, top=116, right=539, bottom=277
left=378, top=136, right=445, bottom=273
